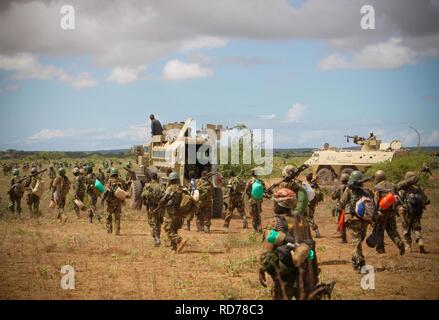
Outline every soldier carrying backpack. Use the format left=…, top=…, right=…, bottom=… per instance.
left=223, top=171, right=248, bottom=229
left=142, top=172, right=165, bottom=247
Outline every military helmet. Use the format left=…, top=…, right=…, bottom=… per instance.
left=349, top=170, right=363, bottom=183
left=85, top=165, right=93, bottom=174
left=59, top=167, right=66, bottom=175
left=12, top=168, right=19, bottom=176
left=340, top=173, right=350, bottom=183
left=31, top=167, right=38, bottom=174
left=374, top=170, right=386, bottom=183
left=282, top=165, right=298, bottom=179
left=110, top=168, right=119, bottom=176
left=168, top=172, right=180, bottom=182
left=405, top=171, right=418, bottom=184
left=150, top=172, right=158, bottom=180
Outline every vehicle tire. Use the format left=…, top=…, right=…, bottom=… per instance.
left=317, top=168, right=334, bottom=185
left=130, top=180, right=143, bottom=210
left=212, top=187, right=224, bottom=219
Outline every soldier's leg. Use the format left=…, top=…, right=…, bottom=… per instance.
left=204, top=202, right=213, bottom=233
left=237, top=201, right=248, bottom=229
left=386, top=212, right=405, bottom=254
left=412, top=215, right=425, bottom=253
left=8, top=194, right=14, bottom=212
left=114, top=205, right=121, bottom=236
left=223, top=203, right=235, bottom=228
left=401, top=211, right=412, bottom=248
left=375, top=214, right=386, bottom=254
left=195, top=205, right=205, bottom=232
left=106, top=207, right=113, bottom=234
left=15, top=196, right=22, bottom=214
left=147, top=206, right=156, bottom=238
left=348, top=221, right=366, bottom=271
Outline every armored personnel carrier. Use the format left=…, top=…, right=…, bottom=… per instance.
left=131, top=118, right=224, bottom=217
left=305, top=133, right=407, bottom=184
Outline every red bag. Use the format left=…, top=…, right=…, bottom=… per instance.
left=337, top=209, right=345, bottom=233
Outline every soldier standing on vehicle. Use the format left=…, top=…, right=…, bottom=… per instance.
left=73, top=167, right=86, bottom=218
left=154, top=172, right=188, bottom=253
left=396, top=171, right=430, bottom=254
left=102, top=168, right=127, bottom=235
left=150, top=114, right=164, bottom=136
left=331, top=173, right=350, bottom=243
left=8, top=169, right=24, bottom=214
left=195, top=170, right=214, bottom=233
left=339, top=171, right=374, bottom=272
left=223, top=171, right=248, bottom=229
left=52, top=167, right=71, bottom=223
left=372, top=170, right=405, bottom=255
left=27, top=167, right=43, bottom=216
left=142, top=172, right=165, bottom=247
left=245, top=170, right=266, bottom=233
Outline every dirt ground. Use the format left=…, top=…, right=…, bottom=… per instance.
left=1, top=173, right=439, bottom=300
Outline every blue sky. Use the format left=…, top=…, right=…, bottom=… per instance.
left=0, top=0, right=438, bottom=150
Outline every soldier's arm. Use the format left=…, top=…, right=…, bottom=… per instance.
left=339, top=188, right=350, bottom=210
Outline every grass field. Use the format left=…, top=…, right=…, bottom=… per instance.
left=0, top=160, right=439, bottom=300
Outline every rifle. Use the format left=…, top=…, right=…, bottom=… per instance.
left=8, top=169, right=47, bottom=194
left=266, top=163, right=310, bottom=195
left=345, top=135, right=365, bottom=144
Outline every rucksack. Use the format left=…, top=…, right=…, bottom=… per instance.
left=354, top=196, right=376, bottom=222
left=407, top=192, right=424, bottom=215
left=180, top=189, right=196, bottom=214
left=232, top=178, right=245, bottom=194
left=142, top=182, right=164, bottom=206
left=251, top=179, right=264, bottom=200
left=303, top=183, right=316, bottom=202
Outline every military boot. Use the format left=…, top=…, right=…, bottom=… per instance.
left=223, top=222, right=230, bottom=229
left=242, top=217, right=248, bottom=229
left=204, top=225, right=211, bottom=234
left=315, top=229, right=321, bottom=239
left=398, top=243, right=406, bottom=256
left=418, top=239, right=426, bottom=254
left=154, top=236, right=161, bottom=248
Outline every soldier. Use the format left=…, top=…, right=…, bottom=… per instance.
left=124, top=163, right=136, bottom=188
left=102, top=168, right=127, bottom=235
left=48, top=165, right=56, bottom=194
left=153, top=172, right=188, bottom=253
left=331, top=173, right=350, bottom=243
left=245, top=170, right=267, bottom=233
left=97, top=168, right=106, bottom=185
left=195, top=170, right=214, bottom=233
left=278, top=166, right=309, bottom=218
left=339, top=171, right=374, bottom=272
left=372, top=170, right=405, bottom=255
left=85, top=165, right=101, bottom=223
left=304, top=173, right=324, bottom=238
left=26, top=167, right=42, bottom=216
left=223, top=171, right=248, bottom=229
left=142, top=172, right=165, bottom=247
left=73, top=167, right=86, bottom=218
left=52, top=167, right=71, bottom=223
left=396, top=171, right=430, bottom=254
left=8, top=169, right=25, bottom=214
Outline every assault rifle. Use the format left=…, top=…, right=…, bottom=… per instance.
left=345, top=135, right=365, bottom=144
left=7, top=169, right=47, bottom=194
left=266, top=163, right=310, bottom=195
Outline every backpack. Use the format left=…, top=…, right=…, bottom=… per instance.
left=354, top=196, right=376, bottom=222
left=407, top=192, right=424, bottom=215
left=303, top=183, right=316, bottom=202
left=180, top=189, right=196, bottom=214
left=142, top=182, right=164, bottom=206
left=260, top=246, right=293, bottom=277
left=232, top=178, right=245, bottom=194
left=251, top=179, right=264, bottom=200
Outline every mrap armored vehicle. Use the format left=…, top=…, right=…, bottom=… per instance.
left=305, top=133, right=407, bottom=184
left=131, top=118, right=224, bottom=217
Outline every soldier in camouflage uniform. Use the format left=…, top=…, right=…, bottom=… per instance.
left=52, top=167, right=71, bottom=223
left=153, top=172, right=188, bottom=253
left=85, top=165, right=100, bottom=223
left=8, top=169, right=24, bottom=214
left=142, top=172, right=165, bottom=247
left=304, top=173, right=324, bottom=238
left=26, top=167, right=42, bottom=216
left=339, top=171, right=373, bottom=272
left=195, top=170, right=214, bottom=233
left=97, top=168, right=106, bottom=185
left=223, top=171, right=248, bottom=229
left=73, top=167, right=86, bottom=218
left=373, top=170, right=405, bottom=255
left=331, top=173, right=349, bottom=243
left=278, top=166, right=309, bottom=218
left=245, top=170, right=267, bottom=233
left=102, top=168, right=127, bottom=235
left=183, top=171, right=197, bottom=231
left=396, top=171, right=430, bottom=254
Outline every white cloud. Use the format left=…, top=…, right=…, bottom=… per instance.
left=319, top=38, right=417, bottom=71
left=162, top=59, right=212, bottom=81
left=179, top=36, right=228, bottom=52
left=107, top=65, right=147, bottom=84
left=0, top=53, right=97, bottom=88
left=284, top=103, right=307, bottom=123
left=30, top=129, right=65, bottom=140
left=259, top=114, right=277, bottom=120
left=113, top=125, right=148, bottom=141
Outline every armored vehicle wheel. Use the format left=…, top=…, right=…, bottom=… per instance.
left=317, top=168, right=334, bottom=185
left=130, top=180, right=143, bottom=210
left=212, top=187, right=224, bottom=219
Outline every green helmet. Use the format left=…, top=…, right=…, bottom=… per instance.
left=59, top=167, right=66, bottom=175
left=349, top=170, right=363, bottom=183
left=85, top=165, right=93, bottom=174
left=374, top=170, right=386, bottom=183
left=282, top=165, right=297, bottom=179
left=168, top=172, right=179, bottom=182
left=340, top=173, right=350, bottom=183
left=110, top=168, right=119, bottom=176
left=405, top=171, right=418, bottom=184
left=31, top=167, right=38, bottom=174
left=12, top=168, right=19, bottom=176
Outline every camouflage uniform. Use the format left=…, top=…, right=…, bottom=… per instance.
left=245, top=177, right=266, bottom=232
left=331, top=183, right=348, bottom=242
left=85, top=173, right=100, bottom=223
left=27, top=176, right=41, bottom=215
left=340, top=187, right=372, bottom=270
left=142, top=180, right=165, bottom=241
left=373, top=180, right=404, bottom=254
left=48, top=167, right=56, bottom=194
left=305, top=182, right=323, bottom=237
left=162, top=184, right=184, bottom=250
left=279, top=180, right=309, bottom=217
left=224, top=176, right=248, bottom=228
left=104, top=176, right=127, bottom=235
left=73, top=174, right=86, bottom=217
left=195, top=177, right=214, bottom=232
left=52, top=175, right=71, bottom=222
left=396, top=179, right=429, bottom=252
left=8, top=176, right=24, bottom=214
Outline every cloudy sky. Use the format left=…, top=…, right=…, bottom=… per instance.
left=0, top=0, right=438, bottom=151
